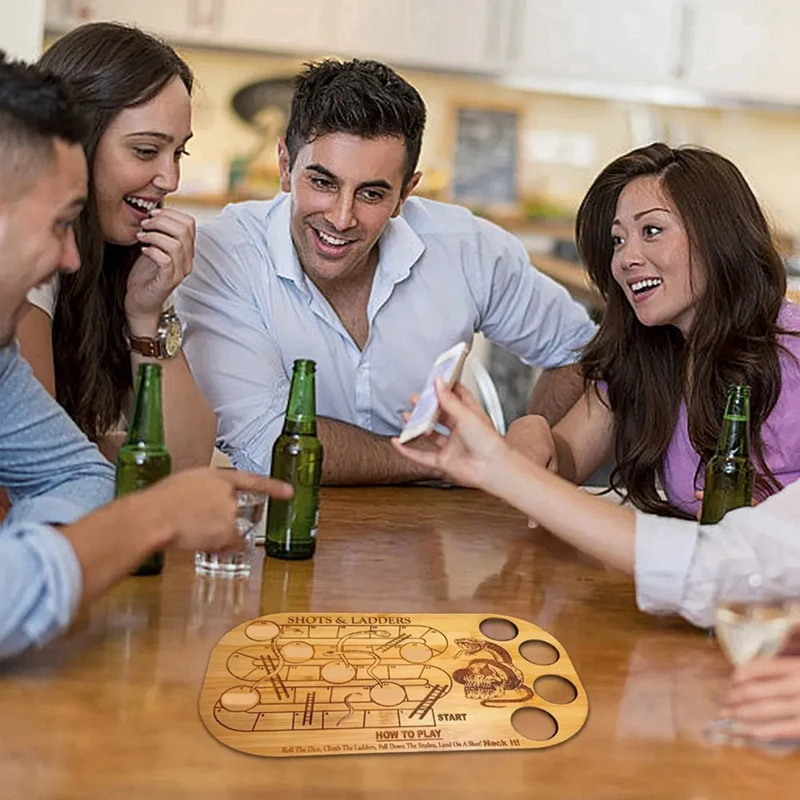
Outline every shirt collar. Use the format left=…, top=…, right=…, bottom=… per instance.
left=267, top=192, right=425, bottom=289
left=376, top=207, right=425, bottom=284
left=267, top=194, right=307, bottom=288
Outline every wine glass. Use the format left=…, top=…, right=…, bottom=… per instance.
left=706, top=559, right=800, bottom=752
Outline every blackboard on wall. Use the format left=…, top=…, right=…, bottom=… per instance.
left=452, top=107, right=519, bottom=205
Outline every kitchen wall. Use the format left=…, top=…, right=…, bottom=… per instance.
left=166, top=44, right=634, bottom=211
left=42, top=34, right=800, bottom=240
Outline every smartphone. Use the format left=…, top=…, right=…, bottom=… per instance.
left=398, top=342, right=470, bottom=444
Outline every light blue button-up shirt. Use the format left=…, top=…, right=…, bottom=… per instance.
left=0, top=343, right=115, bottom=660
left=176, top=194, right=597, bottom=473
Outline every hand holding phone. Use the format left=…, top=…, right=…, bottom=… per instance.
left=398, top=342, right=470, bottom=444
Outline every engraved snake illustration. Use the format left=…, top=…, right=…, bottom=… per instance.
left=323, top=628, right=393, bottom=684
left=326, top=629, right=393, bottom=725
left=452, top=638, right=534, bottom=707
left=336, top=691, right=365, bottom=727
left=236, top=627, right=305, bottom=689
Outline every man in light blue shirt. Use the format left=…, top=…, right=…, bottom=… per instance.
left=0, top=344, right=115, bottom=659
left=0, top=53, right=292, bottom=661
left=177, top=59, right=597, bottom=484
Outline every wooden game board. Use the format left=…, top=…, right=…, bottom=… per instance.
left=200, top=612, right=588, bottom=757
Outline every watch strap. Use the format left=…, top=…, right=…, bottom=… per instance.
left=127, top=334, right=165, bottom=358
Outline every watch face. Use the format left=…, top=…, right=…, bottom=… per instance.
left=164, top=318, right=183, bottom=357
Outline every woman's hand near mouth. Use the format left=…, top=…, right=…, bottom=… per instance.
left=126, top=207, right=196, bottom=333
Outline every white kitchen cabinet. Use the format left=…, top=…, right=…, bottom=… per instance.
left=214, top=0, right=338, bottom=55
left=45, top=0, right=508, bottom=73
left=45, top=0, right=512, bottom=73
left=506, top=0, right=686, bottom=89
left=336, top=0, right=513, bottom=74
left=44, top=0, right=199, bottom=41
left=1, top=0, right=45, bottom=61
left=42, top=1, right=800, bottom=106
left=684, top=0, right=800, bottom=105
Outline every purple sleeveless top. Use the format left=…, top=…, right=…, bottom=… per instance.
left=662, top=302, right=800, bottom=515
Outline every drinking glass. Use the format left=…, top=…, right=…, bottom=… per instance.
left=705, top=560, right=800, bottom=752
left=194, top=491, right=266, bottom=577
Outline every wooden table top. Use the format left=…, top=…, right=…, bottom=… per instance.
left=0, top=488, right=795, bottom=799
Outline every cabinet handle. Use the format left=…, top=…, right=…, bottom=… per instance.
left=506, top=0, right=525, bottom=63
left=190, top=0, right=224, bottom=30
left=675, top=1, right=695, bottom=80
left=486, top=0, right=522, bottom=67
left=66, top=1, right=94, bottom=22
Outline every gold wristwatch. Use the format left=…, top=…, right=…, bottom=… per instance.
left=127, top=307, right=183, bottom=359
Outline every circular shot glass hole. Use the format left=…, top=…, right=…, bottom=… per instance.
left=511, top=707, right=559, bottom=742
left=479, top=617, right=519, bottom=641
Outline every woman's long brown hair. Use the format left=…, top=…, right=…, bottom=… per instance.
left=38, top=23, right=193, bottom=440
left=576, top=144, right=792, bottom=517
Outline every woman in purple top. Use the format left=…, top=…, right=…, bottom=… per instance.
left=509, top=143, right=800, bottom=519
left=661, top=302, right=800, bottom=514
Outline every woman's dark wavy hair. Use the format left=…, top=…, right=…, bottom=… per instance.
left=576, top=143, right=791, bottom=517
left=38, top=23, right=193, bottom=440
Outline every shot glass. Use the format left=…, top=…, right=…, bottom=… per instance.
left=194, top=491, right=266, bottom=577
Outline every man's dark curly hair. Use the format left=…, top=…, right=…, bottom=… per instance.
left=0, top=50, right=84, bottom=190
left=285, top=59, right=427, bottom=187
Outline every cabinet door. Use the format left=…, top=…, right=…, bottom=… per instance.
left=45, top=0, right=194, bottom=42
left=686, top=0, right=800, bottom=105
left=336, top=0, right=511, bottom=73
left=507, top=0, right=684, bottom=88
left=45, top=0, right=96, bottom=30
left=215, top=0, right=337, bottom=54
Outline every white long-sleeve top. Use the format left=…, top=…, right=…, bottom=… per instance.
left=635, top=480, right=800, bottom=628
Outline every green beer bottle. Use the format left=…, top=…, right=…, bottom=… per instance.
left=115, top=363, right=172, bottom=575
left=700, top=384, right=754, bottom=525
left=265, top=359, right=323, bottom=560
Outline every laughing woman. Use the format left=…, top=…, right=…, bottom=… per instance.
left=506, top=144, right=800, bottom=519
left=16, top=23, right=215, bottom=467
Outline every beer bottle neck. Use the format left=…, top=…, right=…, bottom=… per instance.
left=283, top=365, right=317, bottom=436
left=126, top=364, right=165, bottom=446
left=716, top=388, right=750, bottom=458
left=284, top=418, right=317, bottom=435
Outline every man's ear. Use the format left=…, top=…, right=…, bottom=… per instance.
left=392, top=171, right=422, bottom=217
left=278, top=138, right=291, bottom=192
